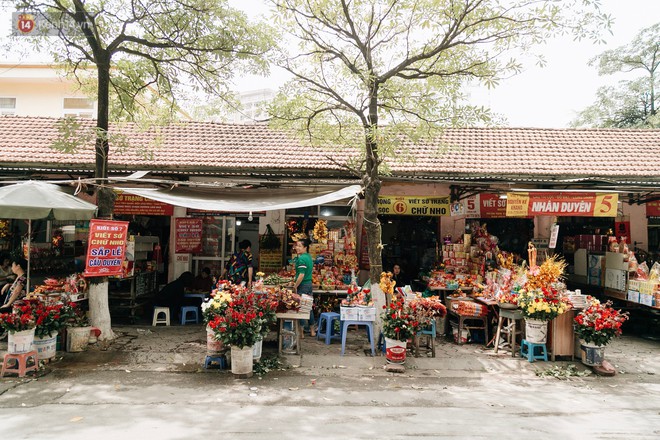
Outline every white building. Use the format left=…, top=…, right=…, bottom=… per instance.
left=226, top=88, right=275, bottom=123
left=0, top=63, right=96, bottom=118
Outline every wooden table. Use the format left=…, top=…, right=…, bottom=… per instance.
left=549, top=310, right=575, bottom=361
left=276, top=312, right=308, bottom=355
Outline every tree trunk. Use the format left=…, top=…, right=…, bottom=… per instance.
left=88, top=59, right=116, bottom=341
left=88, top=280, right=115, bottom=340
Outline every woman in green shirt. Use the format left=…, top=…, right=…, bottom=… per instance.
left=293, top=238, right=316, bottom=336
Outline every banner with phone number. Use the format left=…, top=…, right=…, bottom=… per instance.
left=505, top=192, right=618, bottom=217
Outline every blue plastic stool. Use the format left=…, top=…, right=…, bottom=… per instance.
left=415, top=320, right=436, bottom=357
left=180, top=306, right=199, bottom=325
left=341, top=320, right=375, bottom=356
left=317, top=312, right=342, bottom=345
left=520, top=339, right=548, bottom=362
left=204, top=355, right=227, bottom=369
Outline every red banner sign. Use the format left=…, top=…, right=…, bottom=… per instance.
left=465, top=194, right=508, bottom=218
left=84, top=220, right=129, bottom=277
left=646, top=201, right=660, bottom=217
left=175, top=218, right=203, bottom=253
left=114, top=192, right=174, bottom=216
left=506, top=192, right=618, bottom=217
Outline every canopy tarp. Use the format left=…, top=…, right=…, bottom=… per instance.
left=0, top=181, right=97, bottom=220
left=118, top=184, right=363, bottom=212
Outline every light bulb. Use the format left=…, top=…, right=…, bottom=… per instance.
left=236, top=220, right=242, bottom=226
left=248, top=212, right=253, bottom=222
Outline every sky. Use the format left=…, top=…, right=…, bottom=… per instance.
left=2, top=1, right=658, bottom=128
left=229, top=0, right=660, bottom=128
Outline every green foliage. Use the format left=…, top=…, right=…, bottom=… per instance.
left=268, top=0, right=609, bottom=281
left=572, top=23, right=659, bottom=128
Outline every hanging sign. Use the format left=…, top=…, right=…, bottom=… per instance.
left=549, top=224, right=560, bottom=249
left=646, top=201, right=660, bottom=217
left=377, top=195, right=450, bottom=216
left=114, top=192, right=174, bottom=216
left=175, top=218, right=203, bottom=253
left=505, top=192, right=618, bottom=217
left=84, top=220, right=129, bottom=277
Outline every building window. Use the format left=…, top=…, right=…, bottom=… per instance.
left=63, top=97, right=95, bottom=118
left=0, top=97, right=16, bottom=116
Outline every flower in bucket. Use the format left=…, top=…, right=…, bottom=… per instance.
left=408, top=296, right=447, bottom=327
left=202, top=289, right=233, bottom=324
left=208, top=291, right=276, bottom=348
left=0, top=301, right=36, bottom=333
left=381, top=298, right=420, bottom=342
left=30, top=299, right=75, bottom=338
left=574, top=297, right=629, bottom=346
left=517, top=286, right=568, bottom=321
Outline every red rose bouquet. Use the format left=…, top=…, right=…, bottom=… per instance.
left=574, top=297, right=629, bottom=346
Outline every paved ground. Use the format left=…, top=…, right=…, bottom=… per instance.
left=1, top=324, right=658, bottom=439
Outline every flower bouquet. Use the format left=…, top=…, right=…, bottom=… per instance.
left=381, top=297, right=420, bottom=342
left=0, top=301, right=36, bottom=333
left=207, top=291, right=276, bottom=349
left=408, top=296, right=447, bottom=324
left=31, top=299, right=74, bottom=338
left=517, top=286, right=569, bottom=322
left=574, top=297, right=629, bottom=346
left=341, top=283, right=373, bottom=307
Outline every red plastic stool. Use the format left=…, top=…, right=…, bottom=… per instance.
left=1, top=350, right=39, bottom=378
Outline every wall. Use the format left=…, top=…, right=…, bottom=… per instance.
left=0, top=78, right=91, bottom=117
left=621, top=202, right=648, bottom=251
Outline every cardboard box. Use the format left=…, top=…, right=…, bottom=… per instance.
left=340, top=306, right=359, bottom=321
left=604, top=268, right=627, bottom=291
left=628, top=279, right=640, bottom=292
left=627, top=290, right=640, bottom=303
left=639, top=293, right=654, bottom=307
left=357, top=307, right=376, bottom=321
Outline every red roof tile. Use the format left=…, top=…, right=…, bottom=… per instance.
left=1, top=116, right=659, bottom=181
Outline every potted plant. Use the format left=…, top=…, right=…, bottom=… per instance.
left=517, top=286, right=569, bottom=343
left=207, top=290, right=276, bottom=377
left=31, top=299, right=74, bottom=360
left=62, top=302, right=92, bottom=352
left=380, top=298, right=420, bottom=364
left=0, top=301, right=37, bottom=353
left=574, top=297, right=629, bottom=366
left=202, top=288, right=233, bottom=354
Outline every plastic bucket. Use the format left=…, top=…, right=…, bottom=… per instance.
left=8, top=328, right=36, bottom=354
left=252, top=338, right=263, bottom=362
left=230, top=345, right=254, bottom=378
left=66, top=326, right=91, bottom=352
left=580, top=341, right=605, bottom=366
left=206, top=326, right=223, bottom=354
left=33, top=331, right=58, bottom=359
left=385, top=337, right=407, bottom=364
left=525, top=319, right=548, bottom=344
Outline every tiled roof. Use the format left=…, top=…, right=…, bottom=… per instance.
left=1, top=116, right=659, bottom=182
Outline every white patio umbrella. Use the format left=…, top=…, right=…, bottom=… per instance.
left=0, top=181, right=97, bottom=293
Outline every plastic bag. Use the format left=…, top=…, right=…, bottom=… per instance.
left=636, top=262, right=649, bottom=280
left=649, top=262, right=660, bottom=281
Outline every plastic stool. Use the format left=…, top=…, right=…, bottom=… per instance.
left=152, top=306, right=170, bottom=326
left=204, top=355, right=227, bottom=370
left=317, top=312, right=341, bottom=345
left=414, top=320, right=436, bottom=357
left=180, top=306, right=199, bottom=325
left=1, top=351, right=39, bottom=378
left=341, top=320, right=375, bottom=356
left=494, top=308, right=524, bottom=357
left=520, top=339, right=548, bottom=362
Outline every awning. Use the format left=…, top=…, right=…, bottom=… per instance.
left=118, top=184, right=363, bottom=212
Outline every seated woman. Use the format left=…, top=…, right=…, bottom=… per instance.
left=0, top=257, right=28, bottom=312
left=191, top=267, right=214, bottom=293
left=154, top=271, right=195, bottom=315
left=391, top=263, right=411, bottom=288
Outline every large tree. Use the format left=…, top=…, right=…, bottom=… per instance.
left=572, top=22, right=659, bottom=128
left=6, top=0, right=272, bottom=339
left=268, top=0, right=609, bottom=288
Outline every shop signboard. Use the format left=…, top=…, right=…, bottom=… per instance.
left=84, top=219, right=128, bottom=277
left=646, top=201, right=660, bottom=217
left=505, top=192, right=618, bottom=217
left=464, top=194, right=508, bottom=218
left=114, top=192, right=174, bottom=216
left=175, top=218, right=203, bottom=253
left=377, top=195, right=450, bottom=216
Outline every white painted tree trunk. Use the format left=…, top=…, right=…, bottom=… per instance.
left=371, top=283, right=385, bottom=340
left=89, top=281, right=116, bottom=341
